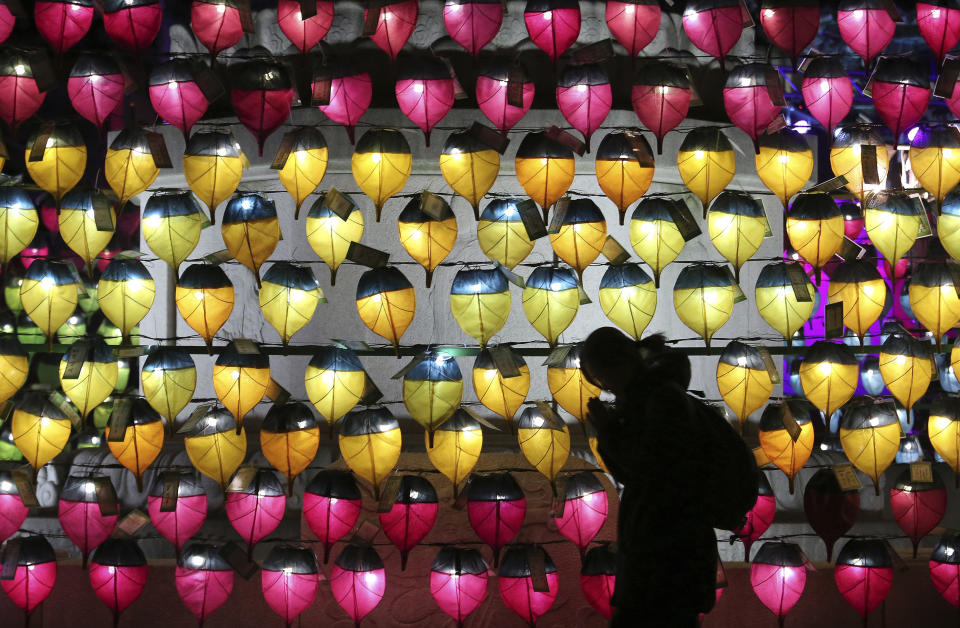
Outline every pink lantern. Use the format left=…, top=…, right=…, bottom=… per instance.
left=891, top=468, right=947, bottom=558
left=67, top=54, right=125, bottom=131
left=88, top=539, right=148, bottom=624
left=277, top=0, right=334, bottom=53
left=261, top=545, right=320, bottom=626
left=20, top=233, right=50, bottom=271
left=225, top=469, right=286, bottom=560
left=869, top=58, right=931, bottom=141
left=631, top=61, right=690, bottom=154
left=303, top=470, right=363, bottom=563
left=429, top=546, right=489, bottom=625
left=723, top=63, right=783, bottom=152
left=331, top=544, right=386, bottom=626
left=102, top=0, right=162, bottom=52
left=0, top=536, right=57, bottom=620
left=759, top=1, right=820, bottom=69
left=149, top=60, right=209, bottom=139
left=803, top=467, right=860, bottom=561
left=523, top=0, right=581, bottom=61
left=58, top=475, right=118, bottom=568
left=580, top=545, right=616, bottom=620
left=801, top=57, right=854, bottom=133
left=930, top=533, right=960, bottom=608
left=750, top=542, right=808, bottom=627
left=476, top=58, right=534, bottom=134
left=834, top=539, right=894, bottom=621
left=918, top=2, right=960, bottom=65
left=498, top=545, right=559, bottom=626
left=365, top=0, right=418, bottom=62
left=0, top=52, right=47, bottom=132
left=175, top=543, right=234, bottom=626
left=312, top=60, right=372, bottom=144
left=467, top=473, right=526, bottom=567
left=395, top=56, right=456, bottom=147
left=555, top=471, right=608, bottom=556
left=605, top=0, right=661, bottom=57
left=556, top=64, right=611, bottom=153
left=444, top=0, right=503, bottom=56
left=231, top=53, right=295, bottom=156
left=732, top=472, right=776, bottom=561
left=0, top=2, right=15, bottom=45
left=0, top=469, right=28, bottom=545
left=378, top=475, right=438, bottom=570
left=191, top=0, right=243, bottom=57
left=837, top=0, right=895, bottom=66
left=35, top=0, right=94, bottom=54
left=146, top=472, right=208, bottom=559
left=682, top=0, right=744, bottom=70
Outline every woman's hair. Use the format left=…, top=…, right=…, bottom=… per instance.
left=582, top=327, right=691, bottom=390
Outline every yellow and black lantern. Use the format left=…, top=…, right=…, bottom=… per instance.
left=716, top=340, right=774, bottom=425
left=839, top=397, right=900, bottom=495
left=403, top=350, right=463, bottom=444
left=827, top=260, right=887, bottom=344
left=355, top=266, right=417, bottom=353
left=928, top=398, right=960, bottom=487
left=304, top=346, right=366, bottom=433
left=398, top=194, right=458, bottom=287
left=863, top=191, right=922, bottom=269
left=707, top=190, right=767, bottom=282
left=58, top=338, right=118, bottom=423
left=0, top=187, right=38, bottom=273
left=141, top=347, right=196, bottom=425
left=938, top=190, right=960, bottom=262
left=515, top=131, right=575, bottom=221
left=477, top=199, right=535, bottom=270
left=878, top=332, right=934, bottom=411
left=12, top=393, right=72, bottom=474
left=212, top=340, right=270, bottom=433
left=785, top=191, right=845, bottom=274
left=449, top=267, right=511, bottom=347
left=184, top=407, right=247, bottom=491
left=547, top=343, right=602, bottom=428
left=594, top=130, right=655, bottom=224
left=351, top=128, right=412, bottom=222
left=755, top=128, right=814, bottom=208
left=755, top=262, right=816, bottom=344
left=908, top=262, right=960, bottom=349
left=516, top=404, right=570, bottom=488
left=97, top=258, right=155, bottom=343
left=798, top=340, right=859, bottom=417
left=472, top=345, right=530, bottom=427
left=24, top=121, right=87, bottom=206
left=0, top=336, right=28, bottom=405
left=305, top=191, right=364, bottom=285
left=221, top=193, right=281, bottom=288
left=629, top=197, right=688, bottom=288
left=677, top=126, right=735, bottom=217
left=909, top=125, right=960, bottom=212
left=175, top=264, right=234, bottom=348
left=439, top=130, right=500, bottom=220
left=673, top=263, right=736, bottom=347
left=142, top=191, right=206, bottom=273
left=260, top=402, right=321, bottom=494
left=338, top=407, right=402, bottom=498
left=830, top=125, right=891, bottom=205
left=59, top=189, right=116, bottom=273
left=522, top=266, right=580, bottom=347
left=258, top=262, right=323, bottom=344
left=277, top=126, right=328, bottom=219
left=19, top=260, right=79, bottom=345
left=183, top=130, right=247, bottom=225
left=597, top=263, right=657, bottom=340
left=549, top=198, right=607, bottom=284
left=758, top=398, right=817, bottom=493
left=426, top=408, right=482, bottom=497
left=106, top=398, right=165, bottom=491
left=104, top=128, right=160, bottom=207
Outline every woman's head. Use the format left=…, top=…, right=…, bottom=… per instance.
left=581, top=327, right=691, bottom=395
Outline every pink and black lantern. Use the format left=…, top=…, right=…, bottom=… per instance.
left=175, top=543, right=234, bottom=626
left=378, top=475, right=439, bottom=570
left=89, top=539, right=148, bottom=625
left=58, top=475, right=118, bottom=568
left=1, top=536, right=57, bottom=622
left=801, top=56, right=854, bottom=134
left=261, top=544, right=319, bottom=627
left=498, top=545, right=559, bottom=626
left=467, top=473, right=526, bottom=567
left=605, top=0, right=661, bottom=57
left=918, top=2, right=960, bottom=65
left=834, top=538, right=894, bottom=622
left=365, top=0, right=418, bottom=62
left=277, top=0, right=334, bottom=54
left=429, top=546, right=489, bottom=627
left=444, top=0, right=503, bottom=57
left=579, top=544, right=616, bottom=620
left=732, top=472, right=776, bottom=561
left=930, top=533, right=960, bottom=609
left=303, top=469, right=363, bottom=563
left=225, top=468, right=286, bottom=560
left=67, top=54, right=125, bottom=131
left=331, top=544, right=387, bottom=626
left=524, top=0, right=581, bottom=61
left=35, top=0, right=94, bottom=54
left=890, top=467, right=947, bottom=558
left=0, top=51, right=46, bottom=132
left=556, top=64, right=611, bottom=153
left=102, top=0, right=162, bottom=53
left=476, top=58, right=534, bottom=134
left=146, top=472, right=208, bottom=559
left=149, top=60, right=210, bottom=139
left=750, top=542, right=808, bottom=628
left=191, top=0, right=244, bottom=57
left=555, top=471, right=608, bottom=556
left=837, top=0, right=896, bottom=66
left=759, top=1, right=820, bottom=69
left=803, top=467, right=860, bottom=561
left=312, top=59, right=372, bottom=144
left=0, top=469, right=28, bottom=544
left=395, top=56, right=456, bottom=147
left=682, top=0, right=745, bottom=70
left=0, top=1, right=15, bottom=45
left=631, top=60, right=690, bottom=154
left=869, top=57, right=931, bottom=141
left=231, top=52, right=295, bottom=156
left=723, top=63, right=783, bottom=152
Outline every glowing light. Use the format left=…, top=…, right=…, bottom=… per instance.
left=231, top=370, right=240, bottom=380
left=145, top=215, right=162, bottom=228
left=778, top=154, right=789, bottom=164
left=907, top=127, right=921, bottom=143
left=540, top=158, right=549, bottom=166
left=946, top=149, right=954, bottom=159
left=542, top=11, right=551, bottom=20
left=794, top=120, right=811, bottom=135
left=933, top=9, right=942, bottom=19
left=763, top=9, right=774, bottom=18
left=370, top=153, right=382, bottom=164
left=13, top=64, right=24, bottom=76
left=413, top=82, right=424, bottom=94
left=371, top=294, right=382, bottom=303
left=577, top=84, right=587, bottom=93
left=216, top=3, right=225, bottom=13
left=694, top=150, right=705, bottom=160
left=736, top=355, right=747, bottom=367
left=817, top=362, right=833, bottom=376
left=364, top=571, right=380, bottom=586
left=167, top=80, right=178, bottom=90
left=40, top=276, right=54, bottom=290
left=550, top=282, right=564, bottom=291
left=852, top=9, right=863, bottom=19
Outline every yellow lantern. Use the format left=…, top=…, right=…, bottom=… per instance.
left=0, top=336, right=28, bottom=405
left=549, top=198, right=607, bottom=283
left=758, top=399, right=816, bottom=493
left=839, top=397, right=901, bottom=495
left=304, top=347, right=366, bottom=433
left=677, top=126, right=735, bottom=217
left=939, top=190, right=960, bottom=262
left=260, top=402, right=321, bottom=494
left=586, top=425, right=609, bottom=474
left=755, top=128, right=814, bottom=208
left=521, top=266, right=580, bottom=347
left=351, top=128, right=412, bottom=221
left=716, top=341, right=774, bottom=424
left=338, top=407, right=402, bottom=498
left=104, top=128, right=160, bottom=207
left=450, top=267, right=511, bottom=347
left=183, top=130, right=246, bottom=225
left=798, top=341, right=859, bottom=417
left=398, top=194, right=458, bottom=287
left=827, top=260, right=887, bottom=344
left=184, top=407, right=247, bottom=491
left=59, top=189, right=116, bottom=273
left=595, top=130, right=654, bottom=224
left=909, top=262, right=960, bottom=349
left=19, top=260, right=79, bottom=346
left=212, top=340, right=270, bottom=433
left=141, top=348, right=196, bottom=425
left=355, top=266, right=416, bottom=353
left=258, top=262, right=323, bottom=344
left=755, top=262, right=816, bottom=344
left=425, top=408, right=482, bottom=497
left=276, top=126, right=328, bottom=219
left=547, top=343, right=602, bottom=428
left=97, top=258, right=155, bottom=343
left=402, top=350, right=463, bottom=444
left=0, top=187, right=38, bottom=272
left=785, top=192, right=845, bottom=273
left=24, top=122, right=87, bottom=206
left=477, top=199, right=535, bottom=270
left=597, top=263, right=657, bottom=340
left=909, top=125, right=960, bottom=211
left=515, top=131, right=575, bottom=220
left=175, top=264, right=234, bottom=349
left=472, top=345, right=529, bottom=427
left=672, top=263, right=736, bottom=348
left=221, top=193, right=280, bottom=288
left=878, top=332, right=933, bottom=410
left=707, top=190, right=767, bottom=282
left=629, top=197, right=688, bottom=288
left=305, top=191, right=364, bottom=285
left=142, top=191, right=206, bottom=273
left=12, top=393, right=72, bottom=474
left=58, top=338, right=118, bottom=422
left=105, top=399, right=165, bottom=491
left=830, top=125, right=891, bottom=205
left=439, top=130, right=500, bottom=220
left=863, top=191, right=922, bottom=268
left=928, top=398, right=960, bottom=487
left=516, top=405, right=570, bottom=488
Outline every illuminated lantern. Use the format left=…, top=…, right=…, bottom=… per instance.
left=839, top=398, right=900, bottom=495
left=378, top=475, right=438, bottom=569
left=830, top=125, right=891, bottom=205
left=516, top=405, right=570, bottom=487
left=682, top=0, right=744, bottom=69
left=928, top=398, right=960, bottom=487
left=0, top=187, right=38, bottom=272
left=259, top=262, right=323, bottom=344
left=786, top=192, right=845, bottom=273
left=598, top=263, right=656, bottom=340
left=878, top=333, right=933, bottom=410
left=426, top=408, right=482, bottom=495
left=549, top=198, right=607, bottom=283
left=630, top=62, right=690, bottom=156
left=827, top=260, right=887, bottom=343
left=105, top=130, right=160, bottom=207
left=398, top=194, right=458, bottom=287
left=312, top=60, right=372, bottom=144
left=0, top=3, right=12, bottom=44
left=717, top=341, right=774, bottom=425
left=331, top=544, right=386, bottom=626
left=759, top=399, right=816, bottom=493
left=175, top=263, right=234, bottom=348
left=930, top=533, right=960, bottom=608
left=183, top=130, right=246, bottom=225
left=909, top=262, right=960, bottom=348
left=606, top=0, right=660, bottom=56
left=919, top=1, right=960, bottom=64
left=521, top=266, right=580, bottom=347
left=35, top=0, right=93, bottom=53
left=556, top=471, right=607, bottom=555
left=277, top=126, right=328, bottom=219
left=11, top=393, right=71, bottom=473
left=0, top=337, right=27, bottom=406
left=88, top=539, right=147, bottom=625
left=756, top=129, right=813, bottom=208
left=395, top=56, right=454, bottom=147
left=804, top=467, right=860, bottom=561
left=801, top=56, right=854, bottom=134
left=0, top=535, right=56, bottom=621
left=444, top=0, right=502, bottom=55
left=221, top=193, right=281, bottom=287
left=450, top=267, right=510, bottom=346
left=430, top=546, right=489, bottom=625
left=910, top=125, right=960, bottom=211
left=142, top=191, right=205, bottom=273
left=58, top=189, right=116, bottom=272
left=403, top=351, right=463, bottom=444
left=175, top=543, right=233, bottom=625
left=352, top=128, right=412, bottom=222
left=67, top=54, right=124, bottom=131
left=225, top=469, right=286, bottom=559
left=673, top=263, right=735, bottom=348
left=629, top=197, right=687, bottom=288
left=191, top=0, right=243, bottom=56
left=707, top=190, right=766, bottom=282
left=57, top=339, right=117, bottom=423
left=106, top=399, right=164, bottom=491
left=19, top=260, right=79, bottom=345
left=304, top=347, right=365, bottom=432
left=183, top=408, right=247, bottom=490
left=556, top=64, right=610, bottom=152
left=305, top=191, right=364, bottom=284
left=524, top=0, right=580, bottom=60
left=212, top=340, right=270, bottom=432
left=59, top=475, right=118, bottom=567
left=547, top=343, right=601, bottom=424
left=102, top=0, right=160, bottom=51
left=472, top=346, right=530, bottom=426
left=477, top=199, right=535, bottom=270
left=365, top=0, right=417, bottom=61
left=261, top=545, right=320, bottom=626
left=872, top=59, right=931, bottom=143
left=595, top=130, right=654, bottom=223
left=356, top=266, right=416, bottom=352
left=260, top=402, right=321, bottom=493
left=580, top=545, right=616, bottom=619
left=732, top=472, right=776, bottom=561
left=891, top=467, right=947, bottom=557
left=277, top=0, right=333, bottom=53
left=148, top=60, right=208, bottom=138
left=338, top=407, right=402, bottom=498
left=751, top=542, right=807, bottom=625
left=677, top=126, right=736, bottom=216
left=837, top=0, right=895, bottom=64
left=303, top=470, right=362, bottom=563
left=498, top=545, right=559, bottom=625
left=476, top=59, right=534, bottom=134
left=231, top=54, right=294, bottom=156
left=440, top=130, right=500, bottom=220
left=722, top=63, right=783, bottom=151
left=834, top=538, right=894, bottom=621
left=467, top=473, right=525, bottom=566
left=799, top=341, right=859, bottom=417
left=0, top=51, right=46, bottom=132
left=515, top=132, right=575, bottom=220
left=760, top=0, right=819, bottom=68
left=146, top=472, right=208, bottom=557
left=755, top=262, right=815, bottom=344
left=0, top=469, right=27, bottom=543
left=97, top=258, right=155, bottom=342
left=24, top=122, right=87, bottom=206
